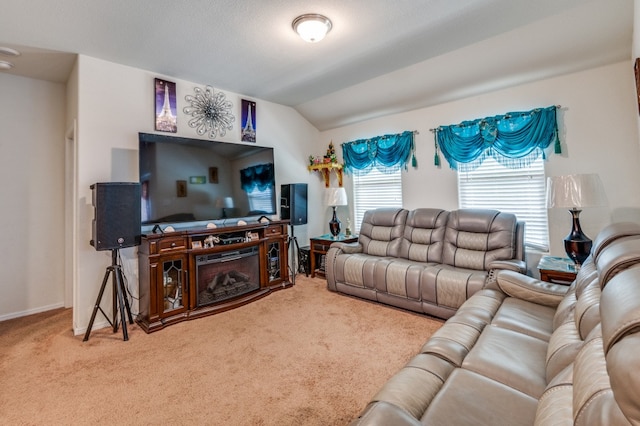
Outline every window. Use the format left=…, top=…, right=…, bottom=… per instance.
left=353, top=168, right=403, bottom=232
left=457, top=156, right=549, bottom=251
left=247, top=185, right=274, bottom=214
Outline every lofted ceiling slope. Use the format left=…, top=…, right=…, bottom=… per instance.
left=0, top=0, right=633, bottom=130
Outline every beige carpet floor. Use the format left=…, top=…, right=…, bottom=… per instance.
left=0, top=275, right=443, bottom=425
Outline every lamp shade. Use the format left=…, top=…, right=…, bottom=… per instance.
left=326, top=187, right=347, bottom=207
left=215, top=196, right=234, bottom=208
left=546, top=174, right=607, bottom=209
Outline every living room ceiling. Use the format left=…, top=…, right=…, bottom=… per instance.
left=0, top=0, right=632, bottom=131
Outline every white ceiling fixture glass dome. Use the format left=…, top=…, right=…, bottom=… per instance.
left=292, top=14, right=332, bottom=43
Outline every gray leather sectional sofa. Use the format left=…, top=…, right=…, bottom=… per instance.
left=326, top=208, right=526, bottom=319
left=347, top=222, right=640, bottom=425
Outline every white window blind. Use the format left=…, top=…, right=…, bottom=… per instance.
left=458, top=156, right=549, bottom=251
left=248, top=186, right=274, bottom=213
left=353, top=168, right=403, bottom=232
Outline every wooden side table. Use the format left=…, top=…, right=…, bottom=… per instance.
left=538, top=255, right=577, bottom=285
left=310, top=233, right=358, bottom=278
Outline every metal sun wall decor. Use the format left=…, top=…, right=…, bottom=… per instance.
left=183, top=85, right=235, bottom=139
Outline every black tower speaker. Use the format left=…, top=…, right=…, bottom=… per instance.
left=281, top=183, right=308, bottom=225
left=90, top=182, right=142, bottom=251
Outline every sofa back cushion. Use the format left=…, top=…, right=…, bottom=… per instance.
left=591, top=221, right=640, bottom=260
left=398, top=209, right=449, bottom=263
left=442, top=209, right=518, bottom=270
left=359, top=208, right=408, bottom=257
left=571, top=266, right=640, bottom=425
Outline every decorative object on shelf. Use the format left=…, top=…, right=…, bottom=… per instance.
left=546, top=173, right=608, bottom=266
left=183, top=85, right=235, bottom=139
left=292, top=14, right=332, bottom=43
left=176, top=180, right=187, bottom=197
left=237, top=220, right=248, bottom=226
left=432, top=106, right=561, bottom=171
left=216, top=197, right=234, bottom=218
left=164, top=225, right=175, bottom=233
left=189, top=176, right=206, bottom=184
left=326, top=187, right=348, bottom=237
left=308, top=141, right=344, bottom=187
left=154, top=78, right=177, bottom=133
left=342, top=130, right=417, bottom=175
left=191, top=241, right=203, bottom=249
left=241, top=99, right=256, bottom=142
left=206, top=222, right=217, bottom=229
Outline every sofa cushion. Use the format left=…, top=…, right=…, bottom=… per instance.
left=369, top=354, right=455, bottom=420
left=421, top=369, right=539, bottom=426
left=442, top=209, right=518, bottom=270
left=358, top=208, right=408, bottom=257
left=462, top=325, right=549, bottom=398
left=421, top=264, right=488, bottom=310
left=398, top=208, right=449, bottom=263
left=591, top=221, right=640, bottom=260
left=491, top=297, right=556, bottom=342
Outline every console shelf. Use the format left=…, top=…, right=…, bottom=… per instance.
left=137, top=220, right=290, bottom=333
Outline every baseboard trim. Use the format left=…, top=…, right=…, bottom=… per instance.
left=0, top=302, right=65, bottom=322
left=73, top=319, right=110, bottom=336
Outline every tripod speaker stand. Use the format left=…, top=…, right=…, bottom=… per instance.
left=83, top=249, right=134, bottom=342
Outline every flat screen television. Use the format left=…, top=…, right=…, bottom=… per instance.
left=139, top=132, right=276, bottom=230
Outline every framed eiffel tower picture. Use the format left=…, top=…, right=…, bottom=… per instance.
left=155, top=78, right=178, bottom=133
left=241, top=99, right=256, bottom=142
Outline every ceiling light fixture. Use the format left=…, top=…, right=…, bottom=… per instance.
left=0, top=60, right=14, bottom=70
left=292, top=14, right=332, bottom=43
left=0, top=46, right=21, bottom=57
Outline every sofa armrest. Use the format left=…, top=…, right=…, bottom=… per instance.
left=494, top=270, right=568, bottom=307
left=331, top=241, right=363, bottom=254
left=326, top=242, right=363, bottom=291
left=488, top=259, right=527, bottom=273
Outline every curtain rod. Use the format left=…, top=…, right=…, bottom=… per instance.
left=428, top=105, right=562, bottom=133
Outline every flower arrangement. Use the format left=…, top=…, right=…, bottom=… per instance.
left=309, top=142, right=338, bottom=165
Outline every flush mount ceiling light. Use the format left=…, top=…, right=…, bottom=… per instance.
left=0, top=60, right=14, bottom=70
left=292, top=14, right=332, bottom=43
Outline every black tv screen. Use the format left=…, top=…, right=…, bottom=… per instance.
left=139, top=132, right=276, bottom=229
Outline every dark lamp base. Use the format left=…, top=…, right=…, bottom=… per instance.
left=564, top=209, right=592, bottom=265
left=329, top=206, right=341, bottom=237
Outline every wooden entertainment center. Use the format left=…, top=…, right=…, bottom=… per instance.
left=137, top=220, right=290, bottom=333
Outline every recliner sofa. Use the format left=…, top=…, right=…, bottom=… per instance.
left=326, top=208, right=526, bottom=319
left=348, top=222, right=640, bottom=425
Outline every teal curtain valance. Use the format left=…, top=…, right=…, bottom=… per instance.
left=434, top=106, right=561, bottom=171
left=240, top=163, right=274, bottom=191
left=342, top=130, right=416, bottom=175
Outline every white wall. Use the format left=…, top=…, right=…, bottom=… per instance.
left=0, top=73, right=66, bottom=320
left=72, top=56, right=321, bottom=334
left=321, top=61, right=640, bottom=265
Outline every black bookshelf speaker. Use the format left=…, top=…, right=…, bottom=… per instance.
left=90, top=182, right=142, bottom=251
left=281, top=183, right=308, bottom=225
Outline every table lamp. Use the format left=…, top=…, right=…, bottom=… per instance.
left=546, top=174, right=607, bottom=265
left=326, top=187, right=347, bottom=237
left=216, top=196, right=234, bottom=218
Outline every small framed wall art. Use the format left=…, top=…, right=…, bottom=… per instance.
left=155, top=78, right=178, bottom=133
left=209, top=167, right=219, bottom=183
left=241, top=99, right=256, bottom=142
left=176, top=180, right=187, bottom=197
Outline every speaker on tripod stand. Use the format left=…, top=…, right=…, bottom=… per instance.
left=84, top=182, right=141, bottom=342
left=281, top=184, right=307, bottom=284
